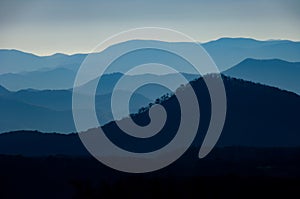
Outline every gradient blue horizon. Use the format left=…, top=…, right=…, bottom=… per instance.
left=0, top=0, right=299, bottom=55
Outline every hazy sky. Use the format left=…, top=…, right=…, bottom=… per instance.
left=0, top=0, right=299, bottom=55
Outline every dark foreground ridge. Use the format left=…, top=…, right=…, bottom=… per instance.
left=1, top=75, right=300, bottom=156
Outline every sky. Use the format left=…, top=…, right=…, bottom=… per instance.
left=0, top=0, right=299, bottom=55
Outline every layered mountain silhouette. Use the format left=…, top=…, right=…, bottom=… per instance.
left=0, top=38, right=299, bottom=153
left=0, top=67, right=77, bottom=91
left=1, top=38, right=300, bottom=90
left=203, top=37, right=300, bottom=70
left=0, top=84, right=152, bottom=133
left=224, top=58, right=300, bottom=94
left=0, top=71, right=202, bottom=133
left=0, top=75, right=299, bottom=156
left=0, top=49, right=85, bottom=74
left=76, top=72, right=198, bottom=96
left=0, top=68, right=198, bottom=92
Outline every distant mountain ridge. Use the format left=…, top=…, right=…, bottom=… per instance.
left=0, top=67, right=77, bottom=91
left=203, top=37, right=300, bottom=69
left=0, top=49, right=86, bottom=74
left=224, top=58, right=300, bottom=94
left=1, top=37, right=299, bottom=74
left=0, top=72, right=200, bottom=133
left=0, top=84, right=152, bottom=133
left=1, top=38, right=300, bottom=94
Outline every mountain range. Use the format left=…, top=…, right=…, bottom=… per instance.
left=203, top=37, right=300, bottom=70
left=1, top=62, right=300, bottom=133
left=0, top=71, right=202, bottom=133
left=0, top=49, right=85, bottom=75
left=0, top=75, right=299, bottom=156
left=1, top=38, right=300, bottom=91
left=0, top=84, right=151, bottom=133
left=0, top=38, right=300, bottom=134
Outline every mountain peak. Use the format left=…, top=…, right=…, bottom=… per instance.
left=218, top=37, right=258, bottom=42
left=206, top=37, right=259, bottom=44
left=239, top=58, right=300, bottom=66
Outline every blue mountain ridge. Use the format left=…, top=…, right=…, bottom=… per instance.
left=224, top=58, right=300, bottom=94
left=1, top=38, right=299, bottom=74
